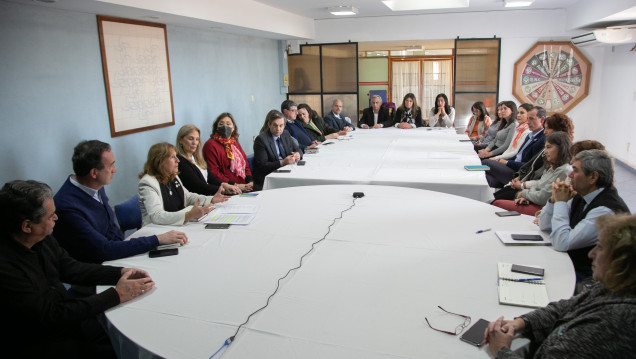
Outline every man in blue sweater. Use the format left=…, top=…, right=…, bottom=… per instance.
left=53, top=140, right=187, bottom=263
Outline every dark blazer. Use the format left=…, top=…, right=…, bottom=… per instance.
left=177, top=154, right=223, bottom=195
left=392, top=108, right=425, bottom=127
left=359, top=106, right=393, bottom=128
left=506, top=129, right=546, bottom=171
left=324, top=111, right=355, bottom=131
left=284, top=120, right=314, bottom=149
left=253, top=130, right=302, bottom=190
left=301, top=116, right=339, bottom=142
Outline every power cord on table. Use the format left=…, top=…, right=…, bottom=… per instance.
left=210, top=194, right=362, bottom=358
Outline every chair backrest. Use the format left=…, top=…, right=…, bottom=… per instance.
left=114, top=195, right=142, bottom=233
left=247, top=155, right=254, bottom=173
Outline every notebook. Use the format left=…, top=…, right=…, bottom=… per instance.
left=464, top=165, right=490, bottom=171
left=497, top=263, right=549, bottom=308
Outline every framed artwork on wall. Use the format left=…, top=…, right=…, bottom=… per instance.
left=512, top=41, right=591, bottom=114
left=97, top=16, right=175, bottom=137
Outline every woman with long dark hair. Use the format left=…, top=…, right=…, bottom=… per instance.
left=428, top=93, right=455, bottom=128
left=465, top=101, right=492, bottom=142
left=393, top=93, right=424, bottom=129
left=478, top=101, right=518, bottom=159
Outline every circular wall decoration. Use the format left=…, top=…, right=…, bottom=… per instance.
left=513, top=41, right=591, bottom=114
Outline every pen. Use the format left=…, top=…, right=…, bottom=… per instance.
left=518, top=278, right=542, bottom=282
left=476, top=228, right=492, bottom=234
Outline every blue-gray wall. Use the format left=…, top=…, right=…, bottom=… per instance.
left=0, top=2, right=284, bottom=204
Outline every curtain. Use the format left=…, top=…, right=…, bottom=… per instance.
left=391, top=61, right=420, bottom=107
left=422, top=60, right=452, bottom=117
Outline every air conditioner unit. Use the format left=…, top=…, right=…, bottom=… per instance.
left=572, top=26, right=636, bottom=47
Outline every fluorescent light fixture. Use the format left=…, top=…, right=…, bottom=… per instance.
left=504, top=0, right=534, bottom=8
left=382, top=0, right=469, bottom=11
left=405, top=45, right=424, bottom=51
left=328, top=6, right=359, bottom=16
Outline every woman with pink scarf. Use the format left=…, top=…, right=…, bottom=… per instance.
left=203, top=112, right=254, bottom=193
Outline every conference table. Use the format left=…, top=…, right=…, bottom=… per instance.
left=101, top=185, right=575, bottom=359
left=263, top=128, right=494, bottom=202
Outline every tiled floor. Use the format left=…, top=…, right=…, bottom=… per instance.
left=614, top=160, right=636, bottom=213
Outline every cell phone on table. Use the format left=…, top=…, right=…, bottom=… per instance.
left=205, top=223, right=230, bottom=229
left=495, top=211, right=521, bottom=217
left=322, top=142, right=335, bottom=145
left=297, top=160, right=306, bottom=166
left=460, top=319, right=490, bottom=347
left=511, top=234, right=544, bottom=241
left=274, top=169, right=291, bottom=173
left=149, top=248, right=178, bottom=258
left=511, top=264, right=545, bottom=276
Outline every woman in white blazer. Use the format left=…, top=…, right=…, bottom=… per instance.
left=139, top=142, right=228, bottom=226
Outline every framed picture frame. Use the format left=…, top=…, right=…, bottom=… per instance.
left=97, top=16, right=175, bottom=137
left=512, top=41, right=591, bottom=115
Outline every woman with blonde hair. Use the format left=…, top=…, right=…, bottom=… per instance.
left=176, top=124, right=241, bottom=195
left=139, top=142, right=228, bottom=226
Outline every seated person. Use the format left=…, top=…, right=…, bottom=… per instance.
left=54, top=140, right=186, bottom=264
left=324, top=99, right=355, bottom=132
left=474, top=102, right=503, bottom=150
left=253, top=110, right=302, bottom=191
left=202, top=113, right=253, bottom=192
left=177, top=124, right=241, bottom=195
left=490, top=103, right=532, bottom=161
left=539, top=150, right=630, bottom=283
left=428, top=93, right=455, bottom=128
left=281, top=100, right=319, bottom=150
left=494, top=113, right=576, bottom=201
left=484, top=213, right=636, bottom=359
left=393, top=93, right=425, bottom=129
left=297, top=103, right=344, bottom=142
left=464, top=101, right=492, bottom=142
left=482, top=106, right=546, bottom=188
left=139, top=142, right=228, bottom=226
left=492, top=132, right=572, bottom=216
left=359, top=95, right=393, bottom=128
left=0, top=180, right=153, bottom=358
left=477, top=101, right=518, bottom=158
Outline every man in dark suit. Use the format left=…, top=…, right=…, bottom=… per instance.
left=359, top=95, right=393, bottom=129
left=483, top=106, right=547, bottom=188
left=281, top=99, right=318, bottom=150
left=324, top=99, right=355, bottom=132
left=253, top=110, right=302, bottom=190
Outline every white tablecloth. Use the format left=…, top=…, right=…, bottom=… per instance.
left=101, top=185, right=574, bottom=359
left=263, top=128, right=494, bottom=202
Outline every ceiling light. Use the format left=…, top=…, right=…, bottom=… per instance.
left=328, top=6, right=359, bottom=16
left=33, top=0, right=58, bottom=3
left=504, top=0, right=534, bottom=8
left=405, top=45, right=424, bottom=51
left=382, top=0, right=469, bottom=11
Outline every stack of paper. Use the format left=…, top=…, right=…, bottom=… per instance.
left=203, top=204, right=258, bottom=225
left=497, top=263, right=549, bottom=308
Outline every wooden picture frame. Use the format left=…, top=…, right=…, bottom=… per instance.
left=97, top=16, right=175, bottom=137
left=512, top=41, right=591, bottom=115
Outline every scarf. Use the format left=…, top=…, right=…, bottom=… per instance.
left=213, top=133, right=247, bottom=179
left=512, top=122, right=529, bottom=148
left=465, top=115, right=492, bottom=137
left=308, top=120, right=322, bottom=136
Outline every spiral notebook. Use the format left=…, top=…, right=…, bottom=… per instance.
left=497, top=263, right=549, bottom=308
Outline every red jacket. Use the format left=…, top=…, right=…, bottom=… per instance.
left=202, top=138, right=252, bottom=184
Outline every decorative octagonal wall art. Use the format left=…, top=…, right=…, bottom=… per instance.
left=513, top=41, right=591, bottom=114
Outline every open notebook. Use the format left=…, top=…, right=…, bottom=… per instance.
left=498, top=263, right=549, bottom=308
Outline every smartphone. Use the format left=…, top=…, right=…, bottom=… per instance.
left=459, top=139, right=473, bottom=142
left=149, top=248, right=178, bottom=258
left=511, top=264, right=545, bottom=276
left=322, top=142, right=335, bottom=145
left=297, top=160, right=306, bottom=166
left=511, top=234, right=544, bottom=241
left=460, top=319, right=489, bottom=347
left=495, top=211, right=521, bottom=217
left=205, top=223, right=230, bottom=229
left=274, top=169, right=291, bottom=173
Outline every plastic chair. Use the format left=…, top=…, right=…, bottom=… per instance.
left=114, top=195, right=142, bottom=233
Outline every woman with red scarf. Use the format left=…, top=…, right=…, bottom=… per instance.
left=203, top=113, right=254, bottom=192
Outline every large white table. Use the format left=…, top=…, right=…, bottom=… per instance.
left=102, top=185, right=574, bottom=359
left=263, top=128, right=494, bottom=202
